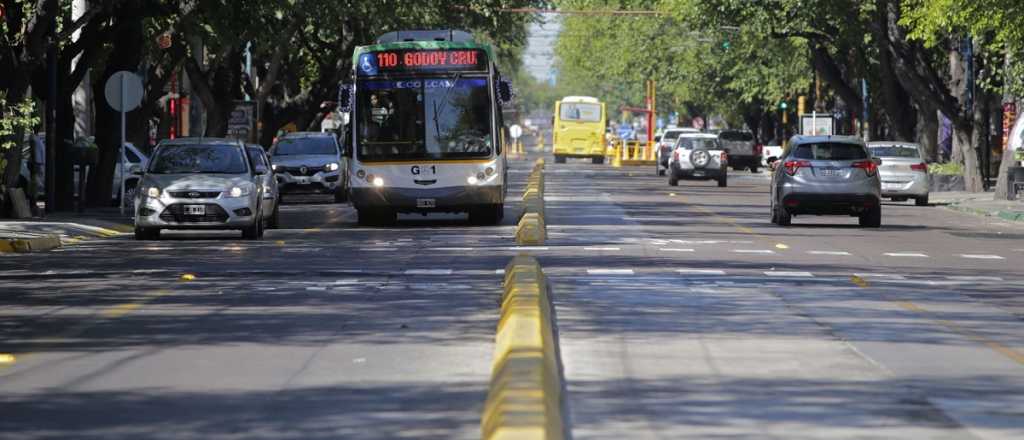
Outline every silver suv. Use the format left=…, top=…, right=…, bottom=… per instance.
left=769, top=136, right=882, bottom=227
left=269, top=132, right=348, bottom=203
left=667, top=133, right=728, bottom=187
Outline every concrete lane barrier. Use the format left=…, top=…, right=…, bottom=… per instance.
left=0, top=236, right=63, bottom=253
left=515, top=213, right=546, bottom=246
left=483, top=255, right=566, bottom=440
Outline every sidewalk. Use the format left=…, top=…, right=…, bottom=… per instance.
left=931, top=191, right=1024, bottom=223
left=0, top=208, right=133, bottom=253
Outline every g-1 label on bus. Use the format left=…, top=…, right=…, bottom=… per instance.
left=358, top=49, right=487, bottom=76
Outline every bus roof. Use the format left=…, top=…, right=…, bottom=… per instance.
left=352, top=40, right=496, bottom=67
left=559, top=96, right=600, bottom=103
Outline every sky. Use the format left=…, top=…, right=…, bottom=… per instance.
left=521, top=13, right=561, bottom=84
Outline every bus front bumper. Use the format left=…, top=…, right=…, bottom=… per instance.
left=351, top=185, right=503, bottom=213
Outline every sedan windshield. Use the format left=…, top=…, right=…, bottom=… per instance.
left=870, top=145, right=920, bottom=158
left=356, top=77, right=493, bottom=161
left=273, top=137, right=338, bottom=156
left=149, top=144, right=249, bottom=174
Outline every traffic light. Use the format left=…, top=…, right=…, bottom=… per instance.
left=780, top=101, right=788, bottom=110
left=722, top=39, right=731, bottom=50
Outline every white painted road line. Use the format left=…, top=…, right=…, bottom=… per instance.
left=764, top=271, right=814, bottom=278
left=660, top=248, right=695, bottom=252
left=884, top=252, right=929, bottom=258
left=359, top=247, right=397, bottom=252
left=946, top=276, right=1004, bottom=281
left=854, top=273, right=907, bottom=280
left=733, top=249, right=775, bottom=254
left=960, top=254, right=1005, bottom=260
left=676, top=269, right=727, bottom=275
left=427, top=247, right=476, bottom=251
left=584, top=247, right=621, bottom=251
left=404, top=269, right=453, bottom=275
left=508, top=246, right=550, bottom=251
left=808, top=250, right=852, bottom=256
left=587, top=269, right=635, bottom=275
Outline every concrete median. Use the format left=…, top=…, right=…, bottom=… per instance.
left=0, top=236, right=63, bottom=253
left=482, top=255, right=566, bottom=440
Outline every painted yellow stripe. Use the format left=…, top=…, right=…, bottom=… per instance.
left=896, top=301, right=1024, bottom=366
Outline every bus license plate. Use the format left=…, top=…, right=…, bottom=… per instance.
left=417, top=199, right=436, bottom=208
left=184, top=205, right=206, bottom=216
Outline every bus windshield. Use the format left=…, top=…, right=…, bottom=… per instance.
left=559, top=102, right=601, bottom=122
left=356, top=77, right=493, bottom=161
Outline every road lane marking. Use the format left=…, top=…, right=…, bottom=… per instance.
left=884, top=252, right=929, bottom=258
left=896, top=301, right=1024, bottom=366
left=775, top=243, right=790, bottom=250
left=960, top=254, right=1005, bottom=260
left=584, top=247, right=621, bottom=251
left=676, top=269, right=726, bottom=275
left=854, top=273, right=906, bottom=280
left=733, top=249, right=775, bottom=254
left=405, top=269, right=453, bottom=275
left=850, top=275, right=870, bottom=288
left=808, top=250, right=852, bottom=256
left=359, top=247, right=397, bottom=251
left=587, top=269, right=634, bottom=275
left=427, top=247, right=476, bottom=251
left=0, top=354, right=16, bottom=364
left=659, top=248, right=695, bottom=252
left=102, top=290, right=173, bottom=319
left=764, top=271, right=814, bottom=277
left=508, top=246, right=549, bottom=251
left=946, top=276, right=1004, bottom=281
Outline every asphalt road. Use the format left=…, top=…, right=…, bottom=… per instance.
left=2, top=153, right=1024, bottom=439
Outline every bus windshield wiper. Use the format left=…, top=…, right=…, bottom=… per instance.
left=432, top=73, right=462, bottom=141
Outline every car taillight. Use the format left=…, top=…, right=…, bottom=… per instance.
left=783, top=160, right=811, bottom=176
left=852, top=160, right=878, bottom=177
left=754, top=144, right=763, bottom=156
left=910, top=162, right=927, bottom=172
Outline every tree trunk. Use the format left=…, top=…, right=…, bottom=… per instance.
left=916, top=105, right=939, bottom=162
left=994, top=100, right=1019, bottom=199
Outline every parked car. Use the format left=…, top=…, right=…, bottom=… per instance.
left=667, top=133, right=728, bottom=187
left=268, top=132, right=348, bottom=203
left=761, top=144, right=784, bottom=168
left=246, top=144, right=280, bottom=228
left=768, top=136, right=882, bottom=227
left=134, top=138, right=267, bottom=240
left=717, top=129, right=762, bottom=172
left=655, top=128, right=699, bottom=176
left=867, top=141, right=929, bottom=206
left=112, top=143, right=149, bottom=210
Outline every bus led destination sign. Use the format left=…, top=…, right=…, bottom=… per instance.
left=358, top=49, right=487, bottom=75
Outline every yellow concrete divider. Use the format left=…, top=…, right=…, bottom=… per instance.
left=0, top=236, right=63, bottom=254
left=515, top=213, right=546, bottom=245
left=482, top=255, right=566, bottom=440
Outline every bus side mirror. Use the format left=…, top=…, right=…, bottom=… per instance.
left=338, top=84, right=353, bottom=113
left=497, top=79, right=514, bottom=105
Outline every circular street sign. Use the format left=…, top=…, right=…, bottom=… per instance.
left=510, top=124, right=523, bottom=139
left=104, top=71, right=144, bottom=112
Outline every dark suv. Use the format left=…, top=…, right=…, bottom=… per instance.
left=718, top=130, right=762, bottom=172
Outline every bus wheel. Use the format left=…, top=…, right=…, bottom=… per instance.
left=469, top=205, right=501, bottom=225
left=554, top=155, right=566, bottom=164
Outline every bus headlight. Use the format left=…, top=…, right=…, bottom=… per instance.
left=372, top=176, right=384, bottom=187
left=146, top=187, right=161, bottom=198
left=467, top=176, right=479, bottom=185
left=468, top=172, right=487, bottom=185
left=485, top=167, right=495, bottom=176
left=356, top=169, right=366, bottom=180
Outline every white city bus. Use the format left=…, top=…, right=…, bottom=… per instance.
left=339, top=30, right=513, bottom=226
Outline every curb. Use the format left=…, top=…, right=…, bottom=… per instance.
left=945, top=203, right=1024, bottom=223
left=516, top=159, right=547, bottom=245
left=482, top=255, right=566, bottom=440
left=0, top=236, right=63, bottom=253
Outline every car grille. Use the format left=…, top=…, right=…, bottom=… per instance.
left=159, top=204, right=229, bottom=223
left=169, top=191, right=221, bottom=199
left=279, top=166, right=320, bottom=176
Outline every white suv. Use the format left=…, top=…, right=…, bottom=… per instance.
left=667, top=133, right=728, bottom=187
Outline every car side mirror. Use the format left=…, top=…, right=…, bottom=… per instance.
left=872, top=157, right=883, bottom=166
left=254, top=165, right=268, bottom=176
left=497, top=79, right=514, bottom=105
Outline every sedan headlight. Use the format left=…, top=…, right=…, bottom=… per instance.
left=229, top=186, right=253, bottom=198
left=146, top=187, right=161, bottom=198
left=325, top=162, right=340, bottom=172
left=271, top=164, right=282, bottom=172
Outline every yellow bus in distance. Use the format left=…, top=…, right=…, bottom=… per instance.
left=553, top=96, right=606, bottom=164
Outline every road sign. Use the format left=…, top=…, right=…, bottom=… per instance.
left=104, top=71, right=144, bottom=112
left=510, top=124, right=523, bottom=139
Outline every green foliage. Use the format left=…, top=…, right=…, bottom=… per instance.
left=928, top=161, right=962, bottom=175
left=0, top=93, right=39, bottom=152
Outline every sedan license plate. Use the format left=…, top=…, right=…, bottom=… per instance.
left=692, top=170, right=705, bottom=177
left=184, top=205, right=206, bottom=216
left=820, top=168, right=838, bottom=177
left=417, top=198, right=436, bottom=208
